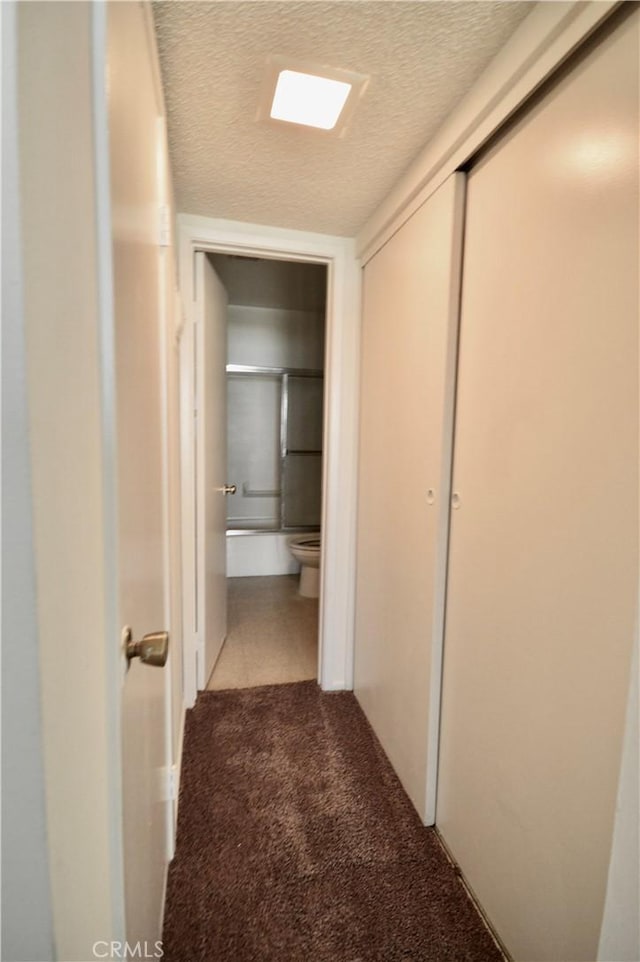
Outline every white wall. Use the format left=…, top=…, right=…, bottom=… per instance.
left=210, top=253, right=326, bottom=312
left=1, top=4, right=55, bottom=958
left=227, top=304, right=325, bottom=369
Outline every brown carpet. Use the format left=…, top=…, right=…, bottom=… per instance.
left=163, top=681, right=504, bottom=962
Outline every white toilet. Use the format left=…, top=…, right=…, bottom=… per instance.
left=288, top=533, right=321, bottom=598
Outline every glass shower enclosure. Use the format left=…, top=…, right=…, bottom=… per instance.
left=226, top=364, right=323, bottom=532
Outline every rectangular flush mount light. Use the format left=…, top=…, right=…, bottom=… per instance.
left=271, top=71, right=351, bottom=131
left=258, top=56, right=369, bottom=136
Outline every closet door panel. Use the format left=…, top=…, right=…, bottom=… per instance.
left=438, top=10, right=639, bottom=961
left=354, top=173, right=465, bottom=822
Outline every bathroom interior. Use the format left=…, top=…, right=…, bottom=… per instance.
left=207, top=254, right=327, bottom=691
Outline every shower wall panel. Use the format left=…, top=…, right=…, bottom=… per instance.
left=282, top=455, right=322, bottom=528
left=226, top=375, right=281, bottom=527
left=283, top=375, right=324, bottom=527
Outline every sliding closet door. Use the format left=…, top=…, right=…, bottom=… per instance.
left=354, top=173, right=465, bottom=823
left=437, top=9, right=639, bottom=962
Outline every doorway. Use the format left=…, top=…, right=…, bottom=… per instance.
left=178, top=215, right=359, bottom=707
left=207, top=254, right=327, bottom=689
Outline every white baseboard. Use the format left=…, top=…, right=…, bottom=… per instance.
left=227, top=532, right=300, bottom=577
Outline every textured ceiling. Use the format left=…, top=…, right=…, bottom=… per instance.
left=153, top=1, right=532, bottom=237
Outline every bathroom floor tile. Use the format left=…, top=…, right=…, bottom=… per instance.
left=208, top=575, right=318, bottom=691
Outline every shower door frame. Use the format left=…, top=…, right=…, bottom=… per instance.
left=178, top=215, right=361, bottom=706
left=226, top=363, right=325, bottom=534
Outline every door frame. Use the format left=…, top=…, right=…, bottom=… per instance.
left=194, top=252, right=229, bottom=687
left=178, top=215, right=361, bottom=706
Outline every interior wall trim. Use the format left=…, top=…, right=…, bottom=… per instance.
left=356, top=0, right=619, bottom=264
left=178, top=214, right=361, bottom=705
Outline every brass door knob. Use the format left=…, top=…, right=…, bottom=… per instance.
left=223, top=484, right=237, bottom=495
left=123, top=627, right=169, bottom=667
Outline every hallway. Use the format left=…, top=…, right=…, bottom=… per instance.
left=6, top=3, right=638, bottom=961
left=163, top=682, right=504, bottom=962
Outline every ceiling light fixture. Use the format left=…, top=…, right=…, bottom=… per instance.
left=257, top=56, right=369, bottom=137
left=270, top=70, right=352, bottom=131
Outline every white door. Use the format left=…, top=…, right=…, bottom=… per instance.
left=437, top=8, right=639, bottom=961
left=354, top=174, right=466, bottom=823
left=195, top=253, right=229, bottom=686
left=108, top=2, right=170, bottom=945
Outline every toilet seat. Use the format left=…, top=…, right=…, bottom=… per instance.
left=288, top=533, right=321, bottom=566
left=291, top=536, right=320, bottom=550
left=288, top=532, right=321, bottom=597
